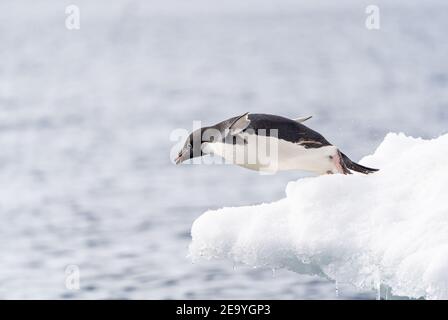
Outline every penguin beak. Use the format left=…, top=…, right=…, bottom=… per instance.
left=175, top=149, right=188, bottom=165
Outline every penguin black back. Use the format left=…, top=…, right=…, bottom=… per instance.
left=245, top=113, right=332, bottom=148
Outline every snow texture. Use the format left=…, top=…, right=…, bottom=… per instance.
left=190, top=133, right=448, bottom=299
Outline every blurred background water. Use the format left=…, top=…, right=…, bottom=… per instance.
left=0, top=0, right=447, bottom=299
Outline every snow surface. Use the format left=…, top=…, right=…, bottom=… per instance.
left=190, top=132, right=448, bottom=299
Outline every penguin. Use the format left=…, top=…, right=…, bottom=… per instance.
left=175, top=113, right=378, bottom=175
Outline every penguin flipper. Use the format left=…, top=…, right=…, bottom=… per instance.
left=228, top=112, right=251, bottom=135
left=298, top=140, right=324, bottom=148
left=293, top=116, right=312, bottom=123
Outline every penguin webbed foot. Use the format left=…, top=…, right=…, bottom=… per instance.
left=329, top=151, right=351, bottom=175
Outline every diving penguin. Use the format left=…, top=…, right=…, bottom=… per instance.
left=175, top=113, right=378, bottom=175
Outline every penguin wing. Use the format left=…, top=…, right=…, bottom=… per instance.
left=293, top=116, right=329, bottom=147
left=211, top=112, right=251, bottom=138
left=293, top=116, right=312, bottom=123
left=228, top=112, right=250, bottom=135
left=294, top=123, right=333, bottom=149
left=297, top=139, right=326, bottom=148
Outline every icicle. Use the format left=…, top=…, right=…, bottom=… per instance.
left=376, top=270, right=381, bottom=300
left=335, top=280, right=339, bottom=298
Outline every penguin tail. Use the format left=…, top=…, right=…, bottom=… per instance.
left=340, top=152, right=379, bottom=174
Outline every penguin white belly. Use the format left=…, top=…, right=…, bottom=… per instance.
left=202, top=134, right=341, bottom=174
left=275, top=140, right=340, bottom=174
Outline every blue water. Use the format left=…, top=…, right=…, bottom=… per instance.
left=0, top=0, right=447, bottom=299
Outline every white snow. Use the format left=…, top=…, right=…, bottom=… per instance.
left=190, top=132, right=448, bottom=299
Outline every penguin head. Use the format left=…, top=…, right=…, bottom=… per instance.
left=175, top=128, right=206, bottom=165
left=175, top=113, right=250, bottom=165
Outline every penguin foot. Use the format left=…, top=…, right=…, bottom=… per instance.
left=331, top=151, right=351, bottom=175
